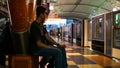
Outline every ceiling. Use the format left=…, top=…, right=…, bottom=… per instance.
left=0, top=0, right=120, bottom=20
left=48, top=0, right=120, bottom=19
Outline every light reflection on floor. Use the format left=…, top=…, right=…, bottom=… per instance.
left=65, top=42, right=120, bottom=68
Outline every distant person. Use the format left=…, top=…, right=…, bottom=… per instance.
left=30, top=6, right=67, bottom=68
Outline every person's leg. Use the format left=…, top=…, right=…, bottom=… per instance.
left=56, top=46, right=68, bottom=68
left=34, top=47, right=63, bottom=68
left=47, top=56, right=54, bottom=68
left=39, top=57, right=48, bottom=68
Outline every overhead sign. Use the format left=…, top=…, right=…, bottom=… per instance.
left=47, top=0, right=58, bottom=3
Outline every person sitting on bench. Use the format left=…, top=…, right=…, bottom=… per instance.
left=29, top=6, right=68, bottom=68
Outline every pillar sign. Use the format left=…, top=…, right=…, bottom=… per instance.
left=8, top=0, right=28, bottom=32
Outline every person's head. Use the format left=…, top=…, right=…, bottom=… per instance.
left=36, top=6, right=48, bottom=23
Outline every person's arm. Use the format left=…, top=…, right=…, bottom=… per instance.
left=45, top=33, right=66, bottom=48
left=36, top=40, right=50, bottom=48
left=43, top=26, right=66, bottom=48
left=45, top=33, right=58, bottom=45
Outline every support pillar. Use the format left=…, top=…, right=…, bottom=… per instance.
left=7, top=0, right=29, bottom=54
left=8, top=0, right=28, bottom=32
left=7, top=0, right=39, bottom=68
left=27, top=0, right=36, bottom=22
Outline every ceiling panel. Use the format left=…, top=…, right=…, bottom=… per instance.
left=81, top=0, right=106, bottom=6
left=60, top=12, right=88, bottom=16
left=58, top=11, right=88, bottom=19
left=102, top=2, right=113, bottom=11
left=55, top=5, right=76, bottom=12
left=49, top=0, right=120, bottom=19
left=59, top=13, right=87, bottom=19
left=75, top=5, right=95, bottom=14
left=57, top=0, right=78, bottom=4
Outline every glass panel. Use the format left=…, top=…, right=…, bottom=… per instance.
left=88, top=21, right=92, bottom=40
left=113, top=13, right=120, bottom=49
left=94, top=17, right=102, bottom=39
left=114, top=29, right=120, bottom=49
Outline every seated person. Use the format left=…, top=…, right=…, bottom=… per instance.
left=29, top=6, right=67, bottom=68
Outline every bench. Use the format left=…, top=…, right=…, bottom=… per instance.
left=8, top=55, right=54, bottom=68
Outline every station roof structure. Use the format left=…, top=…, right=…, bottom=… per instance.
left=48, top=0, right=120, bottom=19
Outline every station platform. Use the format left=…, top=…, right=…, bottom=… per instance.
left=54, top=37, right=120, bottom=68
left=66, top=43, right=120, bottom=68
left=2, top=37, right=120, bottom=68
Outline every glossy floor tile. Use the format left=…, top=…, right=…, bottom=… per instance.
left=64, top=41, right=120, bottom=68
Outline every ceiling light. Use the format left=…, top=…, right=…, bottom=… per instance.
left=113, top=7, right=117, bottom=11
left=49, top=5, right=54, bottom=10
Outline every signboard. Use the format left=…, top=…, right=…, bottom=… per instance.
left=47, top=0, right=58, bottom=3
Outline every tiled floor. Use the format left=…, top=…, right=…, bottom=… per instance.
left=4, top=38, right=120, bottom=68
left=64, top=42, right=120, bottom=68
